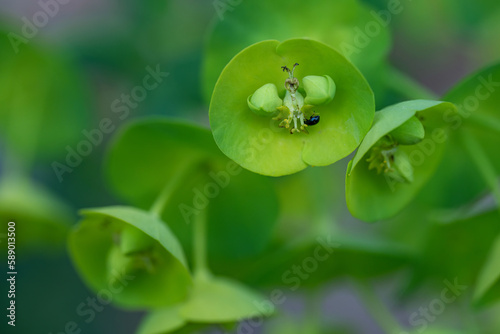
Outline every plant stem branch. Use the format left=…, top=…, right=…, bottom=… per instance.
left=386, top=66, right=439, bottom=101
left=354, top=280, right=404, bottom=334
left=461, top=130, right=500, bottom=210
left=149, top=159, right=198, bottom=217
left=193, top=207, right=209, bottom=278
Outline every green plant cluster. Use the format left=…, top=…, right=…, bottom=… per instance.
left=3, top=0, right=500, bottom=333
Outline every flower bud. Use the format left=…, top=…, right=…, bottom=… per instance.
left=107, top=245, right=146, bottom=285
left=389, top=116, right=425, bottom=145
left=247, top=83, right=283, bottom=116
left=386, top=150, right=414, bottom=183
left=303, top=75, right=336, bottom=105
left=120, top=224, right=155, bottom=256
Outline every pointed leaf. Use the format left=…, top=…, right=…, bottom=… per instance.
left=136, top=307, right=186, bottom=334
left=180, top=275, right=273, bottom=323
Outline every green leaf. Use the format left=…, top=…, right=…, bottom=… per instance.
left=418, top=210, right=500, bottom=289
left=106, top=118, right=221, bottom=208
left=68, top=206, right=192, bottom=309
left=136, top=307, right=186, bottom=334
left=135, top=274, right=271, bottom=332
left=346, top=100, right=456, bottom=222
left=202, top=0, right=391, bottom=103
left=106, top=118, right=279, bottom=261
left=210, top=39, right=374, bottom=176
left=0, top=35, right=89, bottom=163
left=180, top=275, right=273, bottom=323
left=426, top=62, right=500, bottom=208
left=474, top=232, right=500, bottom=307
left=235, top=233, right=413, bottom=286
left=0, top=176, right=71, bottom=253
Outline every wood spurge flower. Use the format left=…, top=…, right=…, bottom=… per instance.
left=210, top=38, right=375, bottom=176
left=346, top=100, right=457, bottom=222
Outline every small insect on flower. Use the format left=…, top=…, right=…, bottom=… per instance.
left=304, top=115, right=320, bottom=126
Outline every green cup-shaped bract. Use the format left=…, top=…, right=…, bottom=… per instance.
left=389, top=116, right=425, bottom=145
left=0, top=177, right=71, bottom=254
left=68, top=206, right=192, bottom=309
left=202, top=0, right=391, bottom=103
left=303, top=75, right=336, bottom=106
left=247, top=83, right=283, bottom=116
left=210, top=39, right=375, bottom=177
left=346, top=100, right=457, bottom=222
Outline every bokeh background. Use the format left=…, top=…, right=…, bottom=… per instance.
left=1, top=0, right=500, bottom=333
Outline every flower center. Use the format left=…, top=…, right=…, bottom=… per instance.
left=247, top=63, right=335, bottom=134
left=274, top=63, right=316, bottom=134
left=366, top=136, right=414, bottom=184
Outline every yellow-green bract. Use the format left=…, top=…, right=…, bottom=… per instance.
left=209, top=39, right=375, bottom=177
left=346, top=100, right=457, bottom=222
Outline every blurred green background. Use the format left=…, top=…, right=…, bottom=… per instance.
left=1, top=0, right=500, bottom=333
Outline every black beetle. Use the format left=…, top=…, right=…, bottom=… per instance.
left=304, top=115, right=320, bottom=126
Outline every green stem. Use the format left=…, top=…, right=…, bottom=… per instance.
left=354, top=280, right=404, bottom=334
left=193, top=208, right=209, bottom=278
left=460, top=131, right=500, bottom=210
left=306, top=167, right=340, bottom=237
left=385, top=66, right=439, bottom=101
left=149, top=159, right=199, bottom=217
